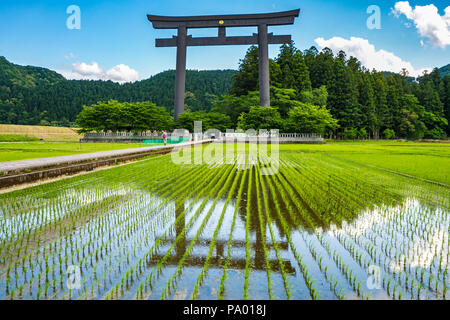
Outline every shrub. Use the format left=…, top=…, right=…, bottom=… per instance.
left=341, top=128, right=358, bottom=140
left=357, top=128, right=368, bottom=139
left=237, top=106, right=285, bottom=131
left=383, top=129, right=395, bottom=139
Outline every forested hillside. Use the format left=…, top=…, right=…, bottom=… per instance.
left=439, top=64, right=450, bottom=77
left=0, top=56, right=235, bottom=126
left=214, top=44, right=449, bottom=139
left=1, top=52, right=449, bottom=139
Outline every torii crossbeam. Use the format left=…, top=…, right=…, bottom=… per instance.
left=147, top=9, right=300, bottom=120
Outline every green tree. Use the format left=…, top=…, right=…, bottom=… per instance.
left=419, top=80, right=444, bottom=116
left=398, top=109, right=426, bottom=139
left=383, top=128, right=395, bottom=139
left=386, top=75, right=401, bottom=129
left=176, top=111, right=232, bottom=132
left=440, top=75, right=450, bottom=134
left=298, top=85, right=328, bottom=107
left=421, top=111, right=448, bottom=139
left=327, top=57, right=359, bottom=130
left=373, top=73, right=390, bottom=134
left=285, top=101, right=338, bottom=135
left=211, top=92, right=259, bottom=127
left=276, top=42, right=312, bottom=94
left=230, top=46, right=284, bottom=96
left=237, top=106, right=284, bottom=131
left=76, top=100, right=172, bottom=133
left=358, top=73, right=377, bottom=138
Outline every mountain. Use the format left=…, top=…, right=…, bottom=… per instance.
left=0, top=56, right=65, bottom=88
left=439, top=63, right=450, bottom=77
left=0, top=56, right=236, bottom=126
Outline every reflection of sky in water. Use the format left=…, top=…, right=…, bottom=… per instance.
left=325, top=198, right=449, bottom=270
left=1, top=153, right=448, bottom=300
left=0, top=185, right=134, bottom=241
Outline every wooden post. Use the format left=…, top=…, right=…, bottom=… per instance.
left=258, top=24, right=270, bottom=107
left=174, top=26, right=187, bottom=121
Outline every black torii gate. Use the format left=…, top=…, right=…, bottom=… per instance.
left=147, top=9, right=300, bottom=120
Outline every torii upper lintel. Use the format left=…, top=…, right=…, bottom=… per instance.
left=147, top=9, right=300, bottom=121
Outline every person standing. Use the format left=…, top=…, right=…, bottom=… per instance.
left=162, top=131, right=167, bottom=145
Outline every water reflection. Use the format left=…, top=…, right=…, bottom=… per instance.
left=151, top=196, right=296, bottom=274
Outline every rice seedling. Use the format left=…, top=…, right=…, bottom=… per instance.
left=0, top=143, right=447, bottom=300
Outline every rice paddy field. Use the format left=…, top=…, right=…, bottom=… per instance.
left=0, top=143, right=448, bottom=300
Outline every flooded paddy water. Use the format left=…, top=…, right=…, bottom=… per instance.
left=0, top=144, right=448, bottom=300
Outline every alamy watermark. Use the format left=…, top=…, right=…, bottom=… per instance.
left=67, top=265, right=81, bottom=290
left=66, top=5, right=81, bottom=30
left=366, top=5, right=381, bottom=30
left=366, top=265, right=381, bottom=289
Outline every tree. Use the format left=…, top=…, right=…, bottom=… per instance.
left=298, top=85, right=328, bottom=107
left=397, top=109, right=426, bottom=139
left=76, top=100, right=173, bottom=133
left=308, top=47, right=335, bottom=89
left=383, top=128, right=395, bottom=139
left=211, top=92, right=259, bottom=127
left=285, top=102, right=338, bottom=135
left=341, top=128, right=358, bottom=140
left=386, top=75, right=401, bottom=129
left=237, top=106, right=284, bottom=131
left=327, top=57, right=359, bottom=130
left=230, top=46, right=282, bottom=96
left=230, top=46, right=259, bottom=96
left=358, top=73, right=378, bottom=138
left=373, top=73, right=389, bottom=134
left=176, top=111, right=208, bottom=132
left=176, top=111, right=232, bottom=132
left=270, top=86, right=299, bottom=118
left=421, top=111, right=448, bottom=139
left=440, top=75, right=450, bottom=134
left=276, top=42, right=312, bottom=94
left=419, top=80, right=444, bottom=116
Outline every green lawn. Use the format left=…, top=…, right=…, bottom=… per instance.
left=0, top=142, right=158, bottom=162
left=280, top=141, right=450, bottom=185
left=0, top=134, right=40, bottom=142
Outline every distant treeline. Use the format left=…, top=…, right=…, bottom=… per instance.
left=214, top=44, right=449, bottom=139
left=0, top=56, right=235, bottom=126
left=1, top=49, right=449, bottom=139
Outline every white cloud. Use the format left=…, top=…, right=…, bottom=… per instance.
left=105, top=64, right=139, bottom=82
left=58, top=61, right=140, bottom=83
left=314, top=36, right=430, bottom=77
left=72, top=61, right=103, bottom=76
left=393, top=1, right=450, bottom=48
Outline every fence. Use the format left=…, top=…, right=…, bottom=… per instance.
left=81, top=132, right=191, bottom=143
left=218, top=132, right=324, bottom=144
left=81, top=132, right=324, bottom=144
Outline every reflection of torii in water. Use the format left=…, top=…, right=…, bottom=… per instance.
left=151, top=197, right=296, bottom=274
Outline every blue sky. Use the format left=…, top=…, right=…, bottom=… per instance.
left=0, top=0, right=448, bottom=81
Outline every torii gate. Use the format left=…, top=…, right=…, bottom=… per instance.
left=147, top=9, right=300, bottom=120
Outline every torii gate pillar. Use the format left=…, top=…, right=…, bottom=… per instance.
left=258, top=24, right=270, bottom=107
left=175, top=26, right=187, bottom=121
left=147, top=9, right=300, bottom=120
